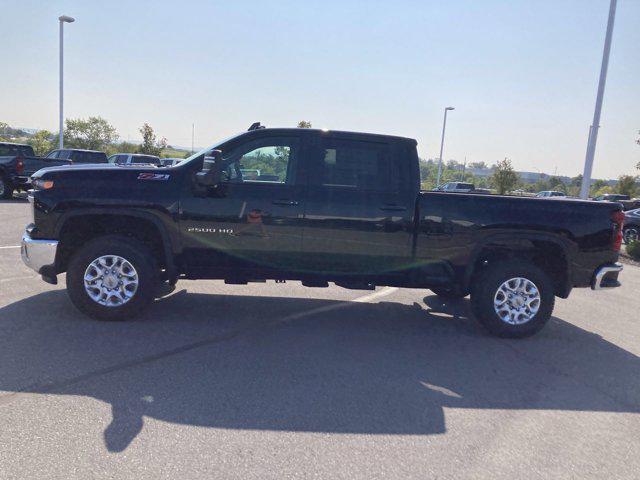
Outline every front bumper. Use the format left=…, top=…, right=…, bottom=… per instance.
left=591, top=262, right=623, bottom=290
left=21, top=231, right=58, bottom=276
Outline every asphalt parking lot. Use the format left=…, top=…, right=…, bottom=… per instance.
left=1, top=195, right=639, bottom=479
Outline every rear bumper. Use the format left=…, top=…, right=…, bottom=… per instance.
left=591, top=263, right=623, bottom=290
left=9, top=175, right=31, bottom=187
left=21, top=231, right=58, bottom=276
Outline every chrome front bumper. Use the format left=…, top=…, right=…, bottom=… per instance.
left=21, top=232, right=58, bottom=275
left=591, top=263, right=623, bottom=290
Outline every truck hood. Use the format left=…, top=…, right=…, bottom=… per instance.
left=32, top=163, right=160, bottom=178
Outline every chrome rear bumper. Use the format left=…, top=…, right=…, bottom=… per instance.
left=591, top=263, right=623, bottom=290
left=21, top=232, right=58, bottom=275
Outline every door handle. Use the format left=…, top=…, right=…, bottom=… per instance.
left=272, top=199, right=299, bottom=206
left=379, top=204, right=407, bottom=212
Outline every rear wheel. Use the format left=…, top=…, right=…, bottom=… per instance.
left=470, top=260, right=554, bottom=338
left=623, top=226, right=639, bottom=244
left=0, top=175, right=13, bottom=199
left=66, top=235, right=158, bottom=321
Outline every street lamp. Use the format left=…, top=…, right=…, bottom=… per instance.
left=579, top=0, right=617, bottom=199
left=436, top=106, right=455, bottom=187
left=58, top=15, right=75, bottom=149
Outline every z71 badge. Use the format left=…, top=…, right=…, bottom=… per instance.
left=138, top=173, right=170, bottom=181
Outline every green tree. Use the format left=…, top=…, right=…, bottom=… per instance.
left=297, top=120, right=312, bottom=128
left=468, top=161, right=488, bottom=170
left=589, top=179, right=609, bottom=197
left=138, top=123, right=167, bottom=156
left=27, top=130, right=55, bottom=156
left=64, top=116, right=118, bottom=150
left=616, top=175, right=638, bottom=197
left=490, top=158, right=519, bottom=195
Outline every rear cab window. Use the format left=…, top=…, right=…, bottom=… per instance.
left=310, top=136, right=400, bottom=193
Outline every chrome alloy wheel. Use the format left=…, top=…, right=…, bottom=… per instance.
left=493, top=277, right=541, bottom=325
left=624, top=227, right=639, bottom=244
left=83, top=255, right=139, bottom=307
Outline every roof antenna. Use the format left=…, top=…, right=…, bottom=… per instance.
left=248, top=122, right=265, bottom=131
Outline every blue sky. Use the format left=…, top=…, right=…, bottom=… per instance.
left=2, top=0, right=639, bottom=178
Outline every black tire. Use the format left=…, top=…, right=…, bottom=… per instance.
left=66, top=235, right=158, bottom=321
left=0, top=175, right=13, bottom=199
left=430, top=286, right=467, bottom=299
left=623, top=226, right=639, bottom=244
left=470, top=260, right=555, bottom=338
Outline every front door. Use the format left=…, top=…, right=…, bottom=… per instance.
left=180, top=135, right=306, bottom=273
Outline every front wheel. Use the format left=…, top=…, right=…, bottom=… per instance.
left=470, top=261, right=554, bottom=338
left=66, top=235, right=159, bottom=321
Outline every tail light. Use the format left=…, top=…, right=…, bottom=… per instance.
left=15, top=156, right=24, bottom=175
left=611, top=210, right=624, bottom=251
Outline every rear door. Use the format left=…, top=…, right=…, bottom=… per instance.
left=300, top=134, right=415, bottom=275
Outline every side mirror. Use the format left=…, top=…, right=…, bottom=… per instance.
left=195, top=149, right=223, bottom=187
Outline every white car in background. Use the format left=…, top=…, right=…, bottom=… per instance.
left=108, top=153, right=161, bottom=166
left=436, top=182, right=475, bottom=193
left=535, top=190, right=566, bottom=198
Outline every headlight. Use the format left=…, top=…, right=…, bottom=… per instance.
left=32, top=179, right=54, bottom=190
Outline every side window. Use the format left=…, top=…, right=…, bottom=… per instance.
left=58, top=150, right=71, bottom=160
left=222, top=137, right=299, bottom=184
left=313, top=140, right=396, bottom=191
left=46, top=151, right=59, bottom=159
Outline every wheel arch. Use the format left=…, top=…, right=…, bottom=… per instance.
left=462, top=232, right=574, bottom=298
left=55, top=209, right=177, bottom=280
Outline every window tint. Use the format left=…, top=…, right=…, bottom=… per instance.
left=58, top=150, right=72, bottom=160
left=220, top=137, right=298, bottom=184
left=313, top=140, right=395, bottom=191
left=0, top=145, right=18, bottom=156
left=46, top=150, right=59, bottom=159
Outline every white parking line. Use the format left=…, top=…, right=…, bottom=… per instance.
left=275, top=287, right=399, bottom=325
left=0, top=245, right=20, bottom=249
left=353, top=287, right=398, bottom=303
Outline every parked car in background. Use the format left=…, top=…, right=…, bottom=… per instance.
left=594, top=193, right=630, bottom=202
left=623, top=208, right=640, bottom=244
left=22, top=125, right=624, bottom=338
left=0, top=142, right=71, bottom=198
left=536, top=191, right=566, bottom=198
left=593, top=193, right=639, bottom=211
left=108, top=153, right=161, bottom=166
left=436, top=181, right=475, bottom=193
left=159, top=158, right=184, bottom=167
left=621, top=198, right=640, bottom=211
left=46, top=149, right=108, bottom=164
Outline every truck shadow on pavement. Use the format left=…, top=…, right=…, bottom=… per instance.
left=1, top=288, right=639, bottom=453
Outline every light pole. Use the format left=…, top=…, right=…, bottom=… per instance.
left=58, top=15, right=75, bottom=149
left=436, top=106, right=455, bottom=187
left=579, top=0, right=617, bottom=199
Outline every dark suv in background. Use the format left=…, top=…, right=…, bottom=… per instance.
left=46, top=149, right=108, bottom=163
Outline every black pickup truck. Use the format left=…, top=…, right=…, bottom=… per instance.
left=1, top=143, right=108, bottom=198
left=21, top=126, right=624, bottom=337
left=0, top=143, right=70, bottom=198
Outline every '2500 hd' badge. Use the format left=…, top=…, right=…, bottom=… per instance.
left=138, top=173, right=170, bottom=181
